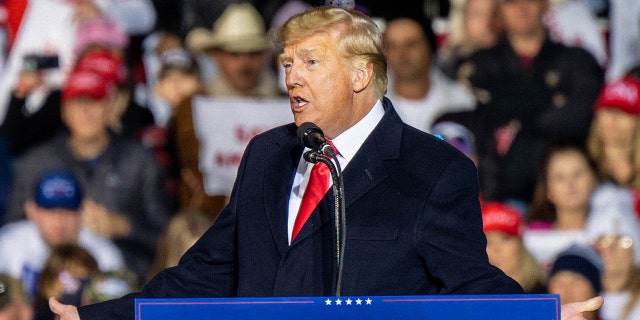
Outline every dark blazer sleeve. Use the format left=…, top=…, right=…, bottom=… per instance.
left=415, top=152, right=522, bottom=294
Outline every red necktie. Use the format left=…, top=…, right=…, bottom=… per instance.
left=291, top=143, right=337, bottom=241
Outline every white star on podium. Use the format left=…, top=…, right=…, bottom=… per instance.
left=356, top=298, right=362, bottom=305
left=346, top=298, right=352, bottom=305
left=335, top=298, right=342, bottom=305
left=366, top=298, right=372, bottom=305
left=325, top=298, right=332, bottom=305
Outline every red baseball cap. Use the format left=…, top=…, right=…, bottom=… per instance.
left=62, top=69, right=114, bottom=102
left=481, top=201, right=524, bottom=237
left=594, top=77, right=640, bottom=115
left=74, top=50, right=127, bottom=85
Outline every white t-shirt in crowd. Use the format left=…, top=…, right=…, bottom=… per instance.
left=0, top=220, right=125, bottom=298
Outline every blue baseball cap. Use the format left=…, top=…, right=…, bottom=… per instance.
left=35, top=170, right=83, bottom=210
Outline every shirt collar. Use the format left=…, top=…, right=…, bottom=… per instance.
left=330, top=99, right=385, bottom=164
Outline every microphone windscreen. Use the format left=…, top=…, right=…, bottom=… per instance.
left=296, top=122, right=323, bottom=148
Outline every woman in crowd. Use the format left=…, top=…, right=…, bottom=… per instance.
left=586, top=183, right=640, bottom=319
left=529, top=142, right=599, bottom=230
left=586, top=77, right=640, bottom=217
left=524, top=142, right=599, bottom=267
left=482, top=201, right=546, bottom=293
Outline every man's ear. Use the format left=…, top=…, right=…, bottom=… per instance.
left=24, top=200, right=38, bottom=221
left=352, top=63, right=373, bottom=93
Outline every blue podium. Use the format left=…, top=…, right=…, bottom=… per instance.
left=135, top=294, right=560, bottom=319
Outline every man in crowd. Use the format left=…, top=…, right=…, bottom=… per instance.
left=456, top=0, right=604, bottom=208
left=185, top=2, right=280, bottom=97
left=0, top=170, right=123, bottom=301
left=6, top=68, right=170, bottom=285
left=383, top=12, right=476, bottom=133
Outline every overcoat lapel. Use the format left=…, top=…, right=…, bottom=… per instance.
left=263, top=125, right=303, bottom=256
left=289, top=98, right=404, bottom=244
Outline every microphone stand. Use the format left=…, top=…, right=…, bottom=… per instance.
left=303, top=150, right=346, bottom=297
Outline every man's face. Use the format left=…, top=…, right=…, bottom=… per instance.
left=547, top=271, right=596, bottom=305
left=465, top=0, right=500, bottom=47
left=281, top=32, right=363, bottom=139
left=383, top=18, right=432, bottom=81
left=500, top=0, right=548, bottom=37
left=27, top=202, right=81, bottom=247
left=155, top=69, right=202, bottom=107
left=212, top=50, right=268, bottom=94
left=62, top=97, right=109, bottom=141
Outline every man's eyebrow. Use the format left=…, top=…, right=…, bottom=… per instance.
left=278, top=53, right=289, bottom=63
left=280, top=47, right=323, bottom=62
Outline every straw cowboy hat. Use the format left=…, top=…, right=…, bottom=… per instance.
left=186, top=3, right=268, bottom=53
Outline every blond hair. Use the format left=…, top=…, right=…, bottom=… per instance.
left=271, top=6, right=387, bottom=97
left=518, top=245, right=546, bottom=292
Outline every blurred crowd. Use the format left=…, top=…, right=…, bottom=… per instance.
left=0, top=0, right=637, bottom=319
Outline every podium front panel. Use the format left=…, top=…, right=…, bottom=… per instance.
left=135, top=294, right=560, bottom=319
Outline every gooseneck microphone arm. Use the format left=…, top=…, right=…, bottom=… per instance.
left=298, top=123, right=346, bottom=297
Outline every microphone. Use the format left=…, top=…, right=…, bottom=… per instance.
left=298, top=124, right=346, bottom=297
left=296, top=122, right=336, bottom=157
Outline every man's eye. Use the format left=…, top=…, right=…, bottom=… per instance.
left=308, top=59, right=318, bottom=65
left=282, top=62, right=292, bottom=69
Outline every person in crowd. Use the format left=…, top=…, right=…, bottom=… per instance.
left=49, top=7, right=601, bottom=320
left=586, top=77, right=640, bottom=217
left=0, top=0, right=157, bottom=131
left=547, top=244, right=604, bottom=320
left=4, top=68, right=170, bottom=285
left=455, top=0, right=604, bottom=209
left=151, top=49, right=203, bottom=116
left=0, top=273, right=33, bottom=320
left=529, top=142, right=599, bottom=230
left=524, top=142, right=598, bottom=267
left=176, top=2, right=283, bottom=220
left=141, top=31, right=187, bottom=126
left=586, top=183, right=640, bottom=319
left=0, top=170, right=124, bottom=301
left=185, top=2, right=280, bottom=98
left=382, top=11, right=476, bottom=133
left=72, top=15, right=155, bottom=140
left=0, top=13, right=151, bottom=158
left=439, top=0, right=502, bottom=78
left=0, top=53, right=63, bottom=157
left=138, top=47, right=205, bottom=211
left=481, top=201, right=546, bottom=293
left=32, top=244, right=99, bottom=320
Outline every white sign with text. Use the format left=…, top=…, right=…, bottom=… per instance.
left=192, top=96, right=292, bottom=195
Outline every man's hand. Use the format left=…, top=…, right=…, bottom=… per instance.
left=82, top=199, right=131, bottom=238
left=49, top=297, right=81, bottom=320
left=561, top=296, right=604, bottom=320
